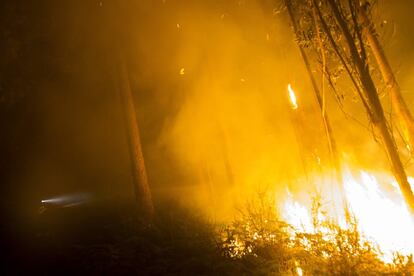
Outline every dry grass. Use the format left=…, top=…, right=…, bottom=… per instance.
left=218, top=195, right=414, bottom=275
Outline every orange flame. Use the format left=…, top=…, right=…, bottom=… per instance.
left=282, top=167, right=414, bottom=262
left=287, top=83, right=298, bottom=110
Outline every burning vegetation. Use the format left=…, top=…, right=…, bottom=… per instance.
left=3, top=0, right=414, bottom=274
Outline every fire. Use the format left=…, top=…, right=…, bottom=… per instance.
left=287, top=83, right=298, bottom=110
left=282, top=167, right=414, bottom=262
left=282, top=82, right=414, bottom=261
left=295, top=261, right=303, bottom=276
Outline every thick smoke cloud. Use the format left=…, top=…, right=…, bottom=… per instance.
left=3, top=0, right=414, bottom=220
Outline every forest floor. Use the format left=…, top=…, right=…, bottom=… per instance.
left=3, top=199, right=414, bottom=275
left=4, top=200, right=239, bottom=275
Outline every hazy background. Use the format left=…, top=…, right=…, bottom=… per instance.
left=1, top=0, right=414, bottom=223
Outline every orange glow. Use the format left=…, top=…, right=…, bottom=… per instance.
left=282, top=166, right=414, bottom=262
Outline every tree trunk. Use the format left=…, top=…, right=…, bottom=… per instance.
left=359, top=7, right=414, bottom=153
left=285, top=0, right=343, bottom=185
left=118, top=57, right=154, bottom=222
left=327, top=0, right=414, bottom=213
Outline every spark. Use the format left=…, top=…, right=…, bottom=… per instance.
left=296, top=264, right=303, bottom=276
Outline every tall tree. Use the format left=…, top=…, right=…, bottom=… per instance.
left=285, top=0, right=343, bottom=188
left=287, top=0, right=414, bottom=213
left=118, top=56, right=154, bottom=222
left=358, top=4, right=414, bottom=154
left=106, top=0, right=154, bottom=222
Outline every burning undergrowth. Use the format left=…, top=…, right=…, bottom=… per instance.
left=215, top=164, right=414, bottom=275
left=218, top=193, right=414, bottom=275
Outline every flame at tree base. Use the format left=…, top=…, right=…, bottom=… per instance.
left=282, top=166, right=414, bottom=262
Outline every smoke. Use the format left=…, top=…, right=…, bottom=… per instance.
left=123, top=0, right=331, bottom=217
left=6, top=0, right=414, bottom=220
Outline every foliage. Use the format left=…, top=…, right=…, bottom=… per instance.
left=218, top=196, right=414, bottom=275
left=287, top=0, right=384, bottom=122
left=218, top=196, right=297, bottom=274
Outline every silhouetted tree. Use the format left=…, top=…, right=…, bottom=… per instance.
left=358, top=4, right=414, bottom=154
left=286, top=0, right=414, bottom=213
left=117, top=56, right=154, bottom=222
left=285, top=0, right=343, bottom=189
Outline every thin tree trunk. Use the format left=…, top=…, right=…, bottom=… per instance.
left=327, top=0, right=414, bottom=213
left=118, top=56, right=154, bottom=222
left=359, top=6, right=414, bottom=153
left=285, top=0, right=343, bottom=185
